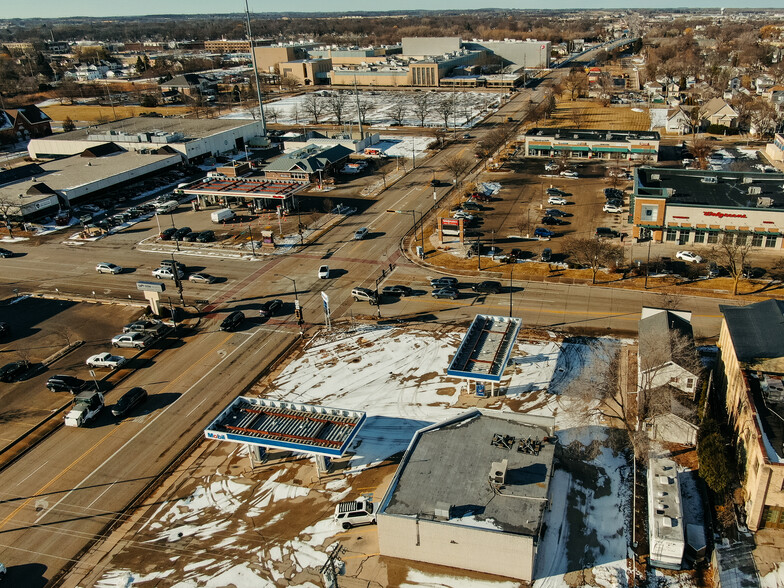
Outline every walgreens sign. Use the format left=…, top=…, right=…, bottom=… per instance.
left=703, top=211, right=747, bottom=219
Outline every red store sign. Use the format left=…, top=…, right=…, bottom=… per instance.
left=441, top=218, right=460, bottom=226
left=703, top=211, right=747, bottom=219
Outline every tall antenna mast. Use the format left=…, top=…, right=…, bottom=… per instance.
left=244, top=0, right=267, bottom=137
left=353, top=75, right=364, bottom=140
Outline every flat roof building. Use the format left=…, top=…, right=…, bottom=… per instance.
left=630, top=167, right=784, bottom=248
left=377, top=409, right=556, bottom=582
left=524, top=128, right=660, bottom=162
left=648, top=453, right=685, bottom=569
left=27, top=118, right=264, bottom=164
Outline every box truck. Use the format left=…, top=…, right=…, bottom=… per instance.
left=211, top=208, right=235, bottom=223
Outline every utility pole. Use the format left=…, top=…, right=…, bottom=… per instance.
left=244, top=0, right=267, bottom=137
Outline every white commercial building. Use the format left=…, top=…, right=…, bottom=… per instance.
left=647, top=453, right=685, bottom=569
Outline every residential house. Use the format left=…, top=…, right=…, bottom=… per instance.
left=0, top=105, right=52, bottom=144
left=666, top=107, right=693, bottom=135
left=159, top=73, right=217, bottom=99
left=755, top=75, right=776, bottom=95
left=700, top=97, right=739, bottom=129
left=762, top=86, right=784, bottom=112
left=717, top=299, right=784, bottom=532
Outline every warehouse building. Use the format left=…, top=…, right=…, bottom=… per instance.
left=524, top=128, right=660, bottom=161
left=402, top=37, right=551, bottom=69
left=377, top=409, right=556, bottom=582
left=630, top=167, right=784, bottom=248
left=27, top=118, right=264, bottom=164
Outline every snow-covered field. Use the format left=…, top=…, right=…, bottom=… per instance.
left=91, top=326, right=737, bottom=588
left=223, top=89, right=503, bottom=129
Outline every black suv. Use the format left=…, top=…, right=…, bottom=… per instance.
left=472, top=280, right=502, bottom=294
left=382, top=285, right=413, bottom=297
left=259, top=299, right=283, bottom=320
left=595, top=227, right=621, bottom=239
left=111, top=386, right=148, bottom=418
left=47, top=374, right=87, bottom=394
left=159, top=228, right=177, bottom=241
left=220, top=311, right=245, bottom=331
left=0, top=360, right=30, bottom=382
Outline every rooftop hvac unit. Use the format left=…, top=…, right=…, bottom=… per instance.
left=742, top=176, right=753, bottom=184
left=748, top=186, right=762, bottom=195
left=757, top=196, right=774, bottom=208
left=701, top=176, right=718, bottom=184
left=651, top=173, right=661, bottom=181
left=434, top=502, right=453, bottom=520
left=489, top=458, right=508, bottom=486
left=658, top=475, right=672, bottom=485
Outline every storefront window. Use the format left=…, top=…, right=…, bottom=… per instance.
left=751, top=234, right=763, bottom=247
left=765, top=235, right=778, bottom=248
left=736, top=233, right=749, bottom=246
left=666, top=228, right=677, bottom=242
left=707, top=232, right=719, bottom=244
left=694, top=231, right=706, bottom=243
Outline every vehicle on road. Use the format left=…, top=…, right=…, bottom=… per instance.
left=95, top=262, right=122, bottom=274
left=196, top=230, right=215, bottom=243
left=603, top=203, right=622, bottom=213
left=462, top=133, right=471, bottom=139
left=189, top=273, right=215, bottom=284
left=595, top=227, right=621, bottom=239
left=259, top=299, right=283, bottom=320
left=472, top=280, right=502, bottom=294
left=535, top=227, right=555, bottom=238
left=0, top=360, right=30, bottom=382
left=0, top=248, right=14, bottom=258
left=432, top=287, right=459, bottom=300
left=318, top=265, right=330, bottom=279
left=152, top=267, right=185, bottom=280
left=676, top=250, right=703, bottom=263
left=211, top=208, right=235, bottom=223
left=86, top=353, right=127, bottom=369
left=47, top=374, right=87, bottom=394
left=111, top=387, right=148, bottom=418
left=123, top=320, right=167, bottom=336
left=547, top=196, right=568, bottom=205
left=560, top=170, right=578, bottom=178
left=430, top=179, right=440, bottom=187
left=430, top=277, right=458, bottom=288
left=541, top=248, right=552, bottom=262
left=354, top=227, right=369, bottom=240
left=112, top=332, right=154, bottom=349
left=160, top=259, right=186, bottom=272
left=219, top=311, right=245, bottom=331
left=542, top=216, right=567, bottom=226
left=64, top=391, right=104, bottom=427
left=159, top=228, right=177, bottom=241
left=382, top=285, right=413, bottom=297
left=351, top=287, right=378, bottom=304
left=334, top=497, right=376, bottom=530
left=155, top=200, right=179, bottom=214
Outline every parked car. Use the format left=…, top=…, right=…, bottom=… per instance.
left=196, top=230, right=215, bottom=243
left=545, top=208, right=568, bottom=217
left=46, top=374, right=87, bottom=393
left=259, top=299, right=283, bottom=320
left=453, top=211, right=475, bottom=221
left=560, top=170, right=578, bottom=178
left=152, top=267, right=185, bottom=280
left=432, top=287, right=458, bottom=300
left=351, top=287, right=377, bottom=304
left=676, top=250, right=703, bottom=263
left=183, top=231, right=200, bottom=242
left=318, top=265, right=330, bottom=279
left=604, top=188, right=624, bottom=200
left=219, top=311, right=245, bottom=331
left=547, top=196, right=567, bottom=205
left=0, top=248, right=14, bottom=258
left=86, top=353, right=127, bottom=369
left=111, top=332, right=154, bottom=349
left=461, top=201, right=482, bottom=211
left=0, top=360, right=30, bottom=382
left=544, top=161, right=559, bottom=171
left=122, top=320, right=167, bottom=336
left=173, top=227, right=192, bottom=241
left=707, top=262, right=721, bottom=278
left=602, top=203, right=623, bottom=213
left=509, top=248, right=531, bottom=260
left=472, top=280, right=502, bottom=294
left=541, top=248, right=552, bottom=262
left=535, top=227, right=555, bottom=238
left=546, top=188, right=568, bottom=197
left=189, top=273, right=215, bottom=284
left=354, top=227, right=369, bottom=240
left=542, top=216, right=567, bottom=226
left=470, top=193, right=493, bottom=203
left=430, top=277, right=458, bottom=288
left=159, top=228, right=177, bottom=241
left=111, top=387, right=148, bottom=418
left=382, top=285, right=413, bottom=297
left=595, top=227, right=621, bottom=239
left=96, top=262, right=122, bottom=274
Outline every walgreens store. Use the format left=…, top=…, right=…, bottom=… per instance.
left=630, top=167, right=784, bottom=248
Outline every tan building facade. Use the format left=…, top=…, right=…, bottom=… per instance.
left=278, top=59, right=332, bottom=85
left=718, top=300, right=784, bottom=532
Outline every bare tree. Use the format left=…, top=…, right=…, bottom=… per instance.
left=689, top=137, right=714, bottom=170
left=712, top=232, right=754, bottom=295
left=562, top=69, right=588, bottom=100
left=0, top=195, right=19, bottom=237
left=389, top=96, right=408, bottom=126
left=748, top=99, right=777, bottom=138
left=291, top=103, right=301, bottom=125
left=302, top=92, right=325, bottom=124
left=266, top=107, right=279, bottom=124
left=561, top=237, right=624, bottom=284
left=54, top=325, right=76, bottom=347
left=597, top=73, right=615, bottom=107
left=326, top=92, right=348, bottom=125
left=435, top=94, right=455, bottom=129
left=279, top=75, right=298, bottom=92
left=570, top=106, right=587, bottom=129
left=442, top=154, right=471, bottom=185
left=356, top=95, right=375, bottom=126
left=411, top=92, right=431, bottom=127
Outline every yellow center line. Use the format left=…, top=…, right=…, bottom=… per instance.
left=0, top=332, right=233, bottom=532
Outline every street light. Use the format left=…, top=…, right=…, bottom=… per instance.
left=277, top=274, right=303, bottom=336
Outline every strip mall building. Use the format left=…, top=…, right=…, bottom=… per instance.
left=630, top=167, right=784, bottom=249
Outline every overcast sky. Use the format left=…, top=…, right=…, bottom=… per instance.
left=5, top=1, right=780, bottom=19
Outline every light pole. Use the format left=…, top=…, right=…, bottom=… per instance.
left=278, top=274, right=303, bottom=336
left=171, top=252, right=184, bottom=306
left=169, top=213, right=179, bottom=251
left=509, top=263, right=514, bottom=318
left=644, top=237, right=651, bottom=289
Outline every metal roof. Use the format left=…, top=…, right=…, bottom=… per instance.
left=447, top=315, right=522, bottom=382
left=182, top=175, right=306, bottom=200
left=204, top=397, right=366, bottom=457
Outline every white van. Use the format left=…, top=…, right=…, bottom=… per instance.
left=211, top=208, right=235, bottom=223
left=155, top=200, right=179, bottom=214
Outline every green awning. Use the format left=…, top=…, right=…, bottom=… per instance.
left=565, top=146, right=589, bottom=151
left=593, top=147, right=629, bottom=153
left=631, top=147, right=657, bottom=153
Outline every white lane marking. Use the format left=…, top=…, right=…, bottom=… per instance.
left=86, top=481, right=116, bottom=509
left=34, top=331, right=258, bottom=524
left=16, top=462, right=48, bottom=487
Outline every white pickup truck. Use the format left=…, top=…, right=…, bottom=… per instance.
left=64, top=391, right=104, bottom=427
left=333, top=496, right=376, bottom=529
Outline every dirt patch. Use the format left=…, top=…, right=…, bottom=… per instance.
left=41, top=104, right=191, bottom=123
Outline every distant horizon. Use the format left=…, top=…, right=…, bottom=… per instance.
left=5, top=2, right=783, bottom=20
